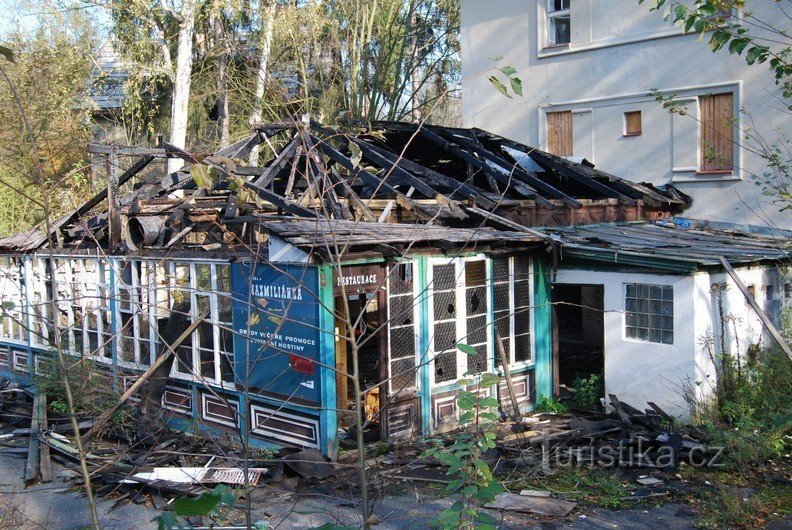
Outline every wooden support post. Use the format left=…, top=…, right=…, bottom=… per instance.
left=719, top=257, right=792, bottom=361
left=496, top=329, right=522, bottom=420
left=106, top=148, right=122, bottom=248
left=24, top=393, right=41, bottom=485
left=38, top=393, right=52, bottom=482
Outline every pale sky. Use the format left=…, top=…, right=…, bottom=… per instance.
left=0, top=0, right=110, bottom=39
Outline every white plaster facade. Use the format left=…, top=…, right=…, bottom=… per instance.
left=553, top=264, right=786, bottom=418
left=460, top=1, right=791, bottom=229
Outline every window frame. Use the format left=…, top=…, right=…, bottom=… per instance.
left=168, top=260, right=235, bottom=388
left=427, top=255, right=493, bottom=388
left=546, top=0, right=571, bottom=48
left=697, top=92, right=735, bottom=174
left=386, top=261, right=420, bottom=395
left=493, top=255, right=535, bottom=369
left=623, top=282, right=674, bottom=345
left=623, top=111, right=642, bottom=137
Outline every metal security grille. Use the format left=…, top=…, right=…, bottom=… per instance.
left=513, top=256, right=532, bottom=363
left=432, top=263, right=458, bottom=384
left=625, top=283, right=673, bottom=344
left=493, top=256, right=533, bottom=365
left=464, top=261, right=488, bottom=373
left=430, top=258, right=490, bottom=386
left=387, top=263, right=418, bottom=393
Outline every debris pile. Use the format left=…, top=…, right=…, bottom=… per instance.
left=0, top=384, right=347, bottom=512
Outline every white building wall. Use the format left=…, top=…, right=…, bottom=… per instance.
left=554, top=264, right=781, bottom=419
left=554, top=268, right=698, bottom=418
left=461, top=0, right=791, bottom=229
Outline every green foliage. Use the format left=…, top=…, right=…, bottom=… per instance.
left=536, top=395, right=568, bottom=414
left=153, top=485, right=239, bottom=529
left=34, top=357, right=119, bottom=418
left=422, top=367, right=504, bottom=529
left=487, top=63, right=523, bottom=99
left=0, top=14, right=96, bottom=237
left=639, top=1, right=792, bottom=99
left=530, top=467, right=634, bottom=509
left=570, top=373, right=603, bottom=411
left=691, top=349, right=792, bottom=469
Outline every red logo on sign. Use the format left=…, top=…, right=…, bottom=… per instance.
left=290, top=355, right=314, bottom=375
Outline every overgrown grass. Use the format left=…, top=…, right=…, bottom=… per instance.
left=519, top=467, right=635, bottom=509
left=536, top=395, right=568, bottom=414
left=678, top=468, right=792, bottom=529
left=34, top=356, right=121, bottom=419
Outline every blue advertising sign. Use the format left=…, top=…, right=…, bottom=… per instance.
left=231, top=262, right=322, bottom=404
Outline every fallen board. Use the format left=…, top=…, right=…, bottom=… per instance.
left=485, top=492, right=577, bottom=517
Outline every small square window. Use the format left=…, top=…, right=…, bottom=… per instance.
left=625, top=283, right=673, bottom=344
left=624, top=111, right=642, bottom=136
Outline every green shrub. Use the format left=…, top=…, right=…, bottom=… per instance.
left=536, top=395, right=568, bottom=414
left=570, top=373, right=602, bottom=410
left=691, top=348, right=792, bottom=468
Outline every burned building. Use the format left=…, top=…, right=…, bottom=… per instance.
left=0, top=119, right=723, bottom=454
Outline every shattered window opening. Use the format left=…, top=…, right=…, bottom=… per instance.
left=547, top=0, right=571, bottom=46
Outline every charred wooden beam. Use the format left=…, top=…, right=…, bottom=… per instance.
left=348, top=137, right=444, bottom=199
left=252, top=137, right=299, bottom=188
left=54, top=155, right=155, bottom=244
left=360, top=141, right=497, bottom=210
left=327, top=167, right=376, bottom=222
left=416, top=126, right=555, bottom=208
left=475, top=130, right=636, bottom=204
left=438, top=128, right=580, bottom=207
left=310, top=134, right=436, bottom=222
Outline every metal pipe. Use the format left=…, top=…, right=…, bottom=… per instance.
left=125, top=216, right=165, bottom=250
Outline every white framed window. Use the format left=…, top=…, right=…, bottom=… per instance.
left=625, top=283, right=674, bottom=344
left=428, top=256, right=491, bottom=387
left=168, top=260, right=234, bottom=387
left=493, top=255, right=533, bottom=366
left=0, top=257, right=26, bottom=344
left=547, top=0, right=571, bottom=46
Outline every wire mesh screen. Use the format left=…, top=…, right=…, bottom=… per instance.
left=387, top=262, right=418, bottom=393
left=434, top=351, right=457, bottom=383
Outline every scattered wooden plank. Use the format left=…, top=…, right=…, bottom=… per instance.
left=38, top=393, right=52, bottom=483
left=647, top=402, right=674, bottom=423
left=24, top=392, right=41, bottom=485
left=496, top=329, right=522, bottom=421
left=485, top=492, right=576, bottom=517
left=609, top=394, right=632, bottom=425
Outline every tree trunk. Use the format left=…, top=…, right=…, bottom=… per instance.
left=249, top=1, right=277, bottom=166
left=168, top=0, right=197, bottom=175
left=212, top=6, right=230, bottom=149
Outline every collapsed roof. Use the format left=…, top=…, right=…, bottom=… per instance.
left=0, top=119, right=688, bottom=257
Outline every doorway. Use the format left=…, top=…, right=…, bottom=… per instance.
left=334, top=265, right=387, bottom=441
left=554, top=284, right=604, bottom=396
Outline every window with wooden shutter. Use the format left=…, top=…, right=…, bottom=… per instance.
left=546, top=110, right=573, bottom=156
left=699, top=93, right=734, bottom=172
left=624, top=111, right=642, bottom=136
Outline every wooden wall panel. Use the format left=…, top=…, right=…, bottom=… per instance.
left=547, top=111, right=573, bottom=156
left=700, top=93, right=734, bottom=172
